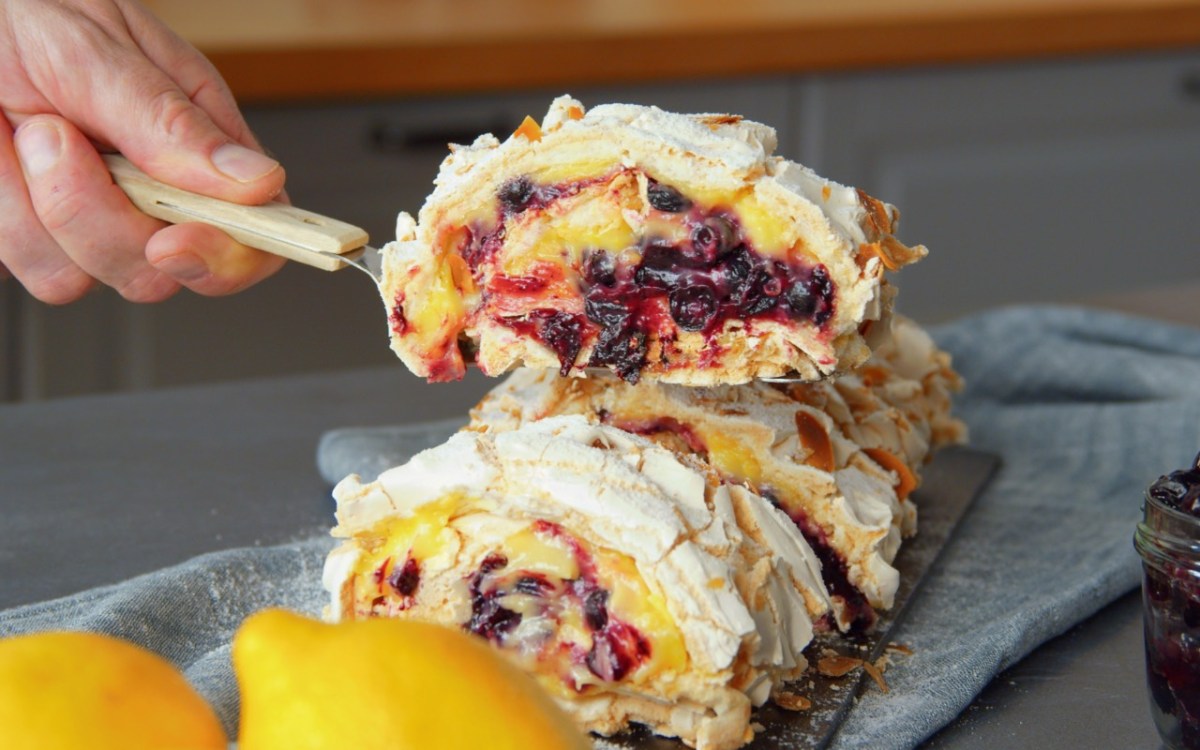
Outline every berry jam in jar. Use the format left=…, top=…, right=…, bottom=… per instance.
left=1135, top=454, right=1200, bottom=750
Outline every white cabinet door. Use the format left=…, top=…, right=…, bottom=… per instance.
left=798, top=52, right=1200, bottom=324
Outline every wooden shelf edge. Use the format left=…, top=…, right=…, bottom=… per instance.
left=204, top=7, right=1200, bottom=103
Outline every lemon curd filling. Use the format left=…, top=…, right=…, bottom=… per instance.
left=592, top=548, right=688, bottom=677
left=402, top=256, right=466, bottom=371
left=701, top=429, right=764, bottom=487
left=350, top=494, right=466, bottom=614
left=348, top=494, right=689, bottom=693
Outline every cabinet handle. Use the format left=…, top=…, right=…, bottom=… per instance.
left=367, top=118, right=516, bottom=153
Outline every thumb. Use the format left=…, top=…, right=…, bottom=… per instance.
left=61, top=47, right=284, bottom=205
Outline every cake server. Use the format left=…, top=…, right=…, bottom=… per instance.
left=103, top=154, right=383, bottom=282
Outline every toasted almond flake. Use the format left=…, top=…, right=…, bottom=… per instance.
left=700, top=114, right=743, bottom=128
left=777, top=382, right=826, bottom=410
left=817, top=655, right=863, bottom=678
left=513, top=115, right=542, bottom=142
left=886, top=642, right=914, bottom=655
left=774, top=691, right=813, bottom=711
left=881, top=234, right=926, bottom=268
left=855, top=188, right=894, bottom=235
left=858, top=241, right=900, bottom=272
left=863, top=448, right=918, bottom=500
left=857, top=365, right=891, bottom=387
left=862, top=660, right=890, bottom=693
left=794, top=410, right=835, bottom=472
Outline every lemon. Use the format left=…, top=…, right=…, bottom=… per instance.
left=234, top=608, right=590, bottom=750
left=0, top=630, right=227, bottom=750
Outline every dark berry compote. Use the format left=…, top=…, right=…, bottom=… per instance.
left=467, top=171, right=837, bottom=383
left=1137, top=453, right=1200, bottom=750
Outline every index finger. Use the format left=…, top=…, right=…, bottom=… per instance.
left=115, top=0, right=260, bottom=151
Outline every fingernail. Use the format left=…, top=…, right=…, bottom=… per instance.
left=211, top=143, right=280, bottom=183
left=14, top=121, right=62, bottom=178
left=153, top=251, right=210, bottom=283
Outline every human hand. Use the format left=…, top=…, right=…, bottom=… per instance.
left=0, top=0, right=287, bottom=304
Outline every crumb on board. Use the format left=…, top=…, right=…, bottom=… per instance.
left=816, top=653, right=892, bottom=694
left=817, top=655, right=864, bottom=678
left=774, top=691, right=814, bottom=711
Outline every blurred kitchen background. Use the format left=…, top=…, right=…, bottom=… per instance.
left=1, top=1, right=1198, bottom=405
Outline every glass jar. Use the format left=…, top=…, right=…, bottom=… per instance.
left=1135, top=489, right=1200, bottom=750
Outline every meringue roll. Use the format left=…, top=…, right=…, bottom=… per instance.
left=380, top=95, right=925, bottom=385
left=470, top=317, right=966, bottom=632
left=323, top=416, right=827, bottom=750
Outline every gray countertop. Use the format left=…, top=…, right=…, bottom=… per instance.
left=0, top=360, right=1162, bottom=748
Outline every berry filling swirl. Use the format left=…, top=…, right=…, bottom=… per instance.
left=380, top=96, right=923, bottom=385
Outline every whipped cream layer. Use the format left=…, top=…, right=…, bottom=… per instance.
left=381, top=95, right=925, bottom=385
left=324, top=416, right=822, bottom=750
left=470, top=316, right=966, bottom=630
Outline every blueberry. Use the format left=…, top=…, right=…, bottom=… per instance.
left=589, top=326, right=648, bottom=383
left=476, top=553, right=509, bottom=579
left=583, top=293, right=631, bottom=329
left=386, top=557, right=421, bottom=597
left=646, top=180, right=690, bottom=213
left=514, top=575, right=552, bottom=596
left=726, top=253, right=780, bottom=317
left=465, top=553, right=520, bottom=643
left=532, top=311, right=584, bottom=376
left=498, top=176, right=536, bottom=213
left=784, top=279, right=817, bottom=319
left=686, top=216, right=736, bottom=265
left=722, top=246, right=754, bottom=291
left=586, top=633, right=628, bottom=682
left=467, top=593, right=521, bottom=643
left=585, top=622, right=650, bottom=682
left=580, top=285, right=648, bottom=384
left=634, top=243, right=679, bottom=289
left=809, top=266, right=835, bottom=325
left=738, top=275, right=780, bottom=316
left=784, top=266, right=835, bottom=325
left=583, top=588, right=609, bottom=631
left=1152, top=478, right=1189, bottom=504
left=582, top=250, right=617, bottom=287
left=462, top=225, right=506, bottom=271
left=1150, top=456, right=1200, bottom=517
left=669, top=285, right=718, bottom=332
left=498, top=176, right=561, bottom=215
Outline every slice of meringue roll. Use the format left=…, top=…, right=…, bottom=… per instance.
left=380, top=95, right=925, bottom=385
left=470, top=316, right=966, bottom=632
left=323, top=416, right=826, bottom=750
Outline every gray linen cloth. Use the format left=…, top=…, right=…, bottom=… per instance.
left=3, top=305, right=1197, bottom=748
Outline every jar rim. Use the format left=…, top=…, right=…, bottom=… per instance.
left=1145, top=488, right=1200, bottom=526
left=1138, top=491, right=1200, bottom=567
